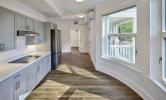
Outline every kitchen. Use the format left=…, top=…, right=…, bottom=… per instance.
left=0, top=0, right=166, bottom=100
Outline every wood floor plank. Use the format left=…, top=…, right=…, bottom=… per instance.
left=26, top=48, right=143, bottom=100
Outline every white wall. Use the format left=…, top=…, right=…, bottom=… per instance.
left=55, top=19, right=74, bottom=53
left=55, top=19, right=89, bottom=53
left=89, top=18, right=96, bottom=64
left=93, top=0, right=166, bottom=100
left=70, top=30, right=79, bottom=47
left=79, top=25, right=89, bottom=53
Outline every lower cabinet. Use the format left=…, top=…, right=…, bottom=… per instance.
left=0, top=84, right=14, bottom=100
left=37, top=60, right=44, bottom=83
left=46, top=55, right=51, bottom=73
left=0, top=53, right=51, bottom=100
left=28, top=63, right=37, bottom=91
left=0, top=69, right=28, bottom=100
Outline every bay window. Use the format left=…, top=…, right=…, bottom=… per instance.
left=102, top=6, right=137, bottom=64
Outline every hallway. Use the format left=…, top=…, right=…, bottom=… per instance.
left=26, top=49, right=143, bottom=100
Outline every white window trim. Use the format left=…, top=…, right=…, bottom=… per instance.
left=162, top=0, right=166, bottom=84
left=162, top=32, right=166, bottom=84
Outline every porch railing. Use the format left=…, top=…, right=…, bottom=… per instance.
left=108, top=45, right=135, bottom=64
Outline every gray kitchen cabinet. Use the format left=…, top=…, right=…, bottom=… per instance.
left=34, top=20, right=45, bottom=43
left=1, top=7, right=15, bottom=51
left=0, top=68, right=28, bottom=100
left=33, top=19, right=39, bottom=33
left=39, top=21, right=45, bottom=42
left=37, top=59, right=44, bottom=83
left=0, top=53, right=51, bottom=100
left=25, top=17, right=34, bottom=31
left=0, top=7, right=2, bottom=50
left=18, top=69, right=28, bottom=99
left=28, top=63, right=37, bottom=91
left=0, top=84, right=14, bottom=100
left=15, top=13, right=26, bottom=31
left=45, top=55, right=51, bottom=74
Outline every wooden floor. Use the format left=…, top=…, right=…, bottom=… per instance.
left=26, top=48, right=143, bottom=100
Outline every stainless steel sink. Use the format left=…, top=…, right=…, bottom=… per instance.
left=9, top=55, right=41, bottom=63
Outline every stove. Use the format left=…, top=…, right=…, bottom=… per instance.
left=9, top=55, right=41, bottom=63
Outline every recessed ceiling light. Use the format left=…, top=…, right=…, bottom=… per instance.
left=76, top=0, right=84, bottom=3
left=77, top=14, right=85, bottom=18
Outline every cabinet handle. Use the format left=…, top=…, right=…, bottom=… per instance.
left=26, top=25, right=29, bottom=30
left=37, top=66, right=40, bottom=72
left=14, top=74, right=20, bottom=79
left=15, top=83, right=18, bottom=90
left=15, top=81, right=20, bottom=90
left=17, top=81, right=20, bottom=89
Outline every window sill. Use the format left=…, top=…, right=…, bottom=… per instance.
left=149, top=77, right=166, bottom=93
left=101, top=56, right=141, bottom=73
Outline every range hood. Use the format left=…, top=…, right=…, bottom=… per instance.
left=17, top=30, right=42, bottom=45
left=17, top=30, right=39, bottom=36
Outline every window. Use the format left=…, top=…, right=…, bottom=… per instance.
left=102, top=6, right=137, bottom=64
left=162, top=0, right=166, bottom=82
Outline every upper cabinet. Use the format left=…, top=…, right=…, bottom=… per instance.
left=34, top=19, right=39, bottom=33
left=0, top=7, right=15, bottom=51
left=0, top=6, right=45, bottom=52
left=25, top=17, right=34, bottom=31
left=34, top=19, right=45, bottom=42
left=39, top=21, right=45, bottom=42
left=15, top=13, right=26, bottom=31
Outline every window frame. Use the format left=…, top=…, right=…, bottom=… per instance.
left=101, top=6, right=137, bottom=65
left=162, top=0, right=166, bottom=84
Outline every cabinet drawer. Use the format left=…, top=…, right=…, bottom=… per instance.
left=0, top=68, right=27, bottom=92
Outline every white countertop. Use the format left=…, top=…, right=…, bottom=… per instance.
left=0, top=51, right=51, bottom=82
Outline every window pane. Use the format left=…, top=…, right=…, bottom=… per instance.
left=164, top=38, right=166, bottom=78
left=106, top=36, right=135, bottom=63
left=109, top=7, right=137, bottom=34
left=102, top=7, right=137, bottom=64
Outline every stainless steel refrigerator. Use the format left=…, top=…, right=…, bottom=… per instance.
left=51, top=29, right=61, bottom=70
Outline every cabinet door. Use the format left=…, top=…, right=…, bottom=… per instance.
left=38, top=21, right=45, bottom=42
left=46, top=55, right=51, bottom=73
left=0, top=84, right=14, bottom=100
left=28, top=63, right=37, bottom=91
left=1, top=8, right=15, bottom=50
left=0, top=7, right=2, bottom=45
left=33, top=19, right=39, bottom=33
left=15, top=13, right=26, bottom=31
left=26, top=17, right=34, bottom=31
left=18, top=69, right=28, bottom=98
left=37, top=61, right=44, bottom=83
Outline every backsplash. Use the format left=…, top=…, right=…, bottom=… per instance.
left=0, top=36, right=37, bottom=64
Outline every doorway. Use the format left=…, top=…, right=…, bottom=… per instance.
left=70, top=29, right=80, bottom=53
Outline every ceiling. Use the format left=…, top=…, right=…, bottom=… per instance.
left=18, top=0, right=109, bottom=19
left=53, top=0, right=106, bottom=15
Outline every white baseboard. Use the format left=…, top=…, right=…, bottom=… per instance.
left=95, top=65, right=153, bottom=100
left=89, top=54, right=96, bottom=67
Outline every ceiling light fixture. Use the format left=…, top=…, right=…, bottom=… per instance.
left=77, top=14, right=85, bottom=18
left=76, top=0, right=84, bottom=3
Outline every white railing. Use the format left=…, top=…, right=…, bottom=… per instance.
left=109, top=45, right=135, bottom=64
